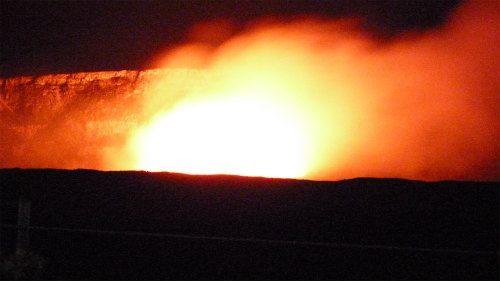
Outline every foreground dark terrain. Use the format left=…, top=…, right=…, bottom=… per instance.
left=0, top=169, right=498, bottom=279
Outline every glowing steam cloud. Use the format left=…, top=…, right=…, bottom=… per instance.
left=118, top=0, right=499, bottom=181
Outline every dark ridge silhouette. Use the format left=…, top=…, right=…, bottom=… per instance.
left=0, top=168, right=498, bottom=279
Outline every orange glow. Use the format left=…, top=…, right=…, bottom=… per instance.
left=129, top=97, right=311, bottom=178
left=3, top=0, right=497, bottom=182
left=111, top=0, right=498, bottom=181
left=123, top=19, right=370, bottom=179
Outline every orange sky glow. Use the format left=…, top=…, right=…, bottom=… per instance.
left=104, top=0, right=499, bottom=181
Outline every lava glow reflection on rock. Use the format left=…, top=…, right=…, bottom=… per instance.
left=0, top=0, right=498, bottom=181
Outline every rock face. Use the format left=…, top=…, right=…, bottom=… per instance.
left=0, top=69, right=209, bottom=169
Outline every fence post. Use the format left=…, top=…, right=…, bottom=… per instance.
left=17, top=195, right=31, bottom=252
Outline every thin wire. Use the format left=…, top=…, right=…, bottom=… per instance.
left=1, top=223, right=497, bottom=256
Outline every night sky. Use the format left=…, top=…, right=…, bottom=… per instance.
left=1, top=0, right=463, bottom=77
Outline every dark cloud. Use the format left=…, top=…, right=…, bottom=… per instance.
left=1, top=0, right=463, bottom=77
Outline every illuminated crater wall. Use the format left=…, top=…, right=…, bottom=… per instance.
left=1, top=0, right=498, bottom=181
left=0, top=69, right=209, bottom=170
